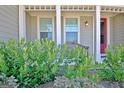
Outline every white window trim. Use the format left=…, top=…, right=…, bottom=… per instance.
left=37, top=16, right=55, bottom=41
left=100, top=16, right=110, bottom=55
left=100, top=15, right=111, bottom=47
left=63, top=16, right=80, bottom=43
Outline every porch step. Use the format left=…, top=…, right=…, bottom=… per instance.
left=101, top=54, right=106, bottom=62
left=101, top=54, right=106, bottom=58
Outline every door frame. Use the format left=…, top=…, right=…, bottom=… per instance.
left=100, top=18, right=107, bottom=54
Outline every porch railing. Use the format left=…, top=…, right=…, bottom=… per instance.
left=67, top=42, right=89, bottom=57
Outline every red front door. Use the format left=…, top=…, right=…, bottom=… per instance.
left=100, top=18, right=107, bottom=54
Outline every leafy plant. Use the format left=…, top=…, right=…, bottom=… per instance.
left=0, top=54, right=8, bottom=74
left=0, top=39, right=62, bottom=87
left=98, top=45, right=124, bottom=81
left=62, top=46, right=98, bottom=81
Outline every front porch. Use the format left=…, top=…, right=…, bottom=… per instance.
left=19, top=5, right=124, bottom=62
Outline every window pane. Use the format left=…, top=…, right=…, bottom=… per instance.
left=66, top=18, right=78, bottom=25
left=65, top=18, right=78, bottom=32
left=66, top=32, right=77, bottom=43
left=65, top=18, right=78, bottom=43
left=40, top=18, right=52, bottom=32
left=40, top=32, right=52, bottom=40
left=101, top=22, right=104, bottom=44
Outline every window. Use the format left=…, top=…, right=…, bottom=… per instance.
left=40, top=18, right=53, bottom=40
left=65, top=18, right=78, bottom=43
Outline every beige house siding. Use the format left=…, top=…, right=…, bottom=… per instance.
left=26, top=12, right=37, bottom=41
left=80, top=16, right=93, bottom=54
left=110, top=17, right=114, bottom=45
left=0, top=5, right=19, bottom=41
left=26, top=12, right=31, bottom=41
left=61, top=16, right=64, bottom=44
left=54, top=16, right=56, bottom=42
left=112, top=13, right=124, bottom=45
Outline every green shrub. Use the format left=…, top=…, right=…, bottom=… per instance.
left=98, top=45, right=124, bottom=81
left=3, top=39, right=124, bottom=87
left=62, top=46, right=98, bottom=81
left=0, top=39, right=62, bottom=87
left=0, top=54, right=8, bottom=74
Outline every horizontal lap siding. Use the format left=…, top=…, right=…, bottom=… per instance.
left=80, top=16, right=93, bottom=54
left=54, top=16, right=56, bottom=42
left=0, top=5, right=19, bottom=41
left=61, top=16, right=64, bottom=44
left=26, top=13, right=31, bottom=41
left=26, top=13, right=37, bottom=41
left=110, top=17, right=114, bottom=45
left=113, top=14, right=124, bottom=45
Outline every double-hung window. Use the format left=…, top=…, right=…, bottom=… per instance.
left=40, top=18, right=53, bottom=40
left=65, top=18, right=78, bottom=43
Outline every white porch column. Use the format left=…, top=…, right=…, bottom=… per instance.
left=95, top=5, right=101, bottom=63
left=19, top=5, right=26, bottom=41
left=56, top=5, right=61, bottom=45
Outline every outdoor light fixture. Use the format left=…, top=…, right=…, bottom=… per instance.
left=85, top=21, right=88, bottom=26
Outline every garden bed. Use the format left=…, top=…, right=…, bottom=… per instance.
left=0, top=75, right=122, bottom=88
left=0, top=39, right=124, bottom=88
